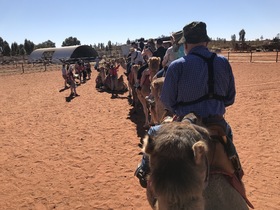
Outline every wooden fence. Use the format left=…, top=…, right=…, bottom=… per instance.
left=0, top=63, right=61, bottom=76
left=220, top=51, right=279, bottom=63
left=0, top=51, right=279, bottom=76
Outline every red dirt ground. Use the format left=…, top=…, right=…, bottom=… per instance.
left=0, top=62, right=279, bottom=210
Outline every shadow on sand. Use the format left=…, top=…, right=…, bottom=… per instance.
left=127, top=102, right=147, bottom=142
left=59, top=86, right=70, bottom=92
left=65, top=94, right=80, bottom=102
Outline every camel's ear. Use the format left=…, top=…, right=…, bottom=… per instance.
left=192, top=140, right=208, bottom=165
left=142, top=134, right=155, bottom=155
left=157, top=57, right=161, bottom=63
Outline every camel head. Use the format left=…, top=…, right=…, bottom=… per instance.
left=131, top=64, right=140, bottom=71
left=148, top=57, right=161, bottom=78
left=131, top=64, right=140, bottom=77
left=143, top=121, right=210, bottom=209
left=117, top=57, right=127, bottom=69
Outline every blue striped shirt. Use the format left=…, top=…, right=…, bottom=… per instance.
left=160, top=46, right=235, bottom=118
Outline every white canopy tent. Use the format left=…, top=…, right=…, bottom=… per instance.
left=28, top=45, right=98, bottom=64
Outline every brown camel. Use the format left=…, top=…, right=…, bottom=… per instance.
left=133, top=57, right=161, bottom=128
left=117, top=58, right=139, bottom=106
left=95, top=66, right=128, bottom=92
left=143, top=116, right=253, bottom=210
left=149, top=77, right=171, bottom=124
left=128, top=64, right=139, bottom=106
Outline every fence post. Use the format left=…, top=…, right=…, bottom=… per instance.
left=21, top=63, right=24, bottom=73
left=276, top=50, right=279, bottom=63
left=228, top=51, right=230, bottom=61
left=250, top=51, right=253, bottom=62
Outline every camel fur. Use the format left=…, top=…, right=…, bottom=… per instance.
left=134, top=57, right=161, bottom=128
left=95, top=66, right=128, bottom=92
left=149, top=77, right=171, bottom=124
left=143, top=118, right=251, bottom=210
left=118, top=58, right=139, bottom=106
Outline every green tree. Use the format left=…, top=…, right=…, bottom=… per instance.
left=24, top=39, right=35, bottom=55
left=0, top=37, right=4, bottom=53
left=2, top=41, right=11, bottom=56
left=36, top=40, right=55, bottom=49
left=11, top=42, right=19, bottom=56
left=62, top=37, right=81, bottom=46
left=239, top=29, right=246, bottom=42
left=100, top=43, right=105, bottom=50
left=19, top=47, right=26, bottom=62
left=107, top=40, right=112, bottom=51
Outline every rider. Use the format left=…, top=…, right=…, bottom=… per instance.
left=135, top=21, right=243, bottom=187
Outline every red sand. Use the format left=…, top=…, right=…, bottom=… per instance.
left=0, top=62, right=279, bottom=210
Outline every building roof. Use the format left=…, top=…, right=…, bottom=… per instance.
left=28, top=45, right=98, bottom=64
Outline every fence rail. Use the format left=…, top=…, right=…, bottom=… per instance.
left=0, top=51, right=279, bottom=76
left=0, top=63, right=60, bottom=76
left=220, top=51, right=279, bottom=63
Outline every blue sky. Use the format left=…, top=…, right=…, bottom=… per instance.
left=1, top=0, right=279, bottom=47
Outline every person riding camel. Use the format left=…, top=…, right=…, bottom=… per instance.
left=135, top=21, right=243, bottom=188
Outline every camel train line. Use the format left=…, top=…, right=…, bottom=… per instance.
left=116, top=56, right=168, bottom=128
left=94, top=56, right=254, bottom=210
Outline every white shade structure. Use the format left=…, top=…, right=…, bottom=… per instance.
left=28, top=45, right=98, bottom=64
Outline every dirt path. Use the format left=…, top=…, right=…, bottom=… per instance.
left=0, top=62, right=279, bottom=210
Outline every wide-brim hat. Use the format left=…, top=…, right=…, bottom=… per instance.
left=172, top=30, right=183, bottom=44
left=179, top=21, right=211, bottom=44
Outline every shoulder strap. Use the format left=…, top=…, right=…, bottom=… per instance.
left=134, top=51, right=138, bottom=60
left=177, top=52, right=224, bottom=106
left=191, top=52, right=216, bottom=95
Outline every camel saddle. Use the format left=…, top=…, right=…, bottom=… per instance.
left=171, top=113, right=254, bottom=209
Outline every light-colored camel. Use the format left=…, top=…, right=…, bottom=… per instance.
left=95, top=66, right=128, bottom=92
left=143, top=116, right=253, bottom=210
left=149, top=77, right=171, bottom=124
left=133, top=57, right=161, bottom=128
left=117, top=58, right=139, bottom=106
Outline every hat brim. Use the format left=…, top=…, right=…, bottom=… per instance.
left=178, top=36, right=186, bottom=44
left=172, top=30, right=183, bottom=44
left=179, top=36, right=211, bottom=44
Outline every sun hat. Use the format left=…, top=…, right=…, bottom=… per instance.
left=156, top=38, right=163, bottom=45
left=172, top=30, right=183, bottom=44
left=179, top=21, right=211, bottom=44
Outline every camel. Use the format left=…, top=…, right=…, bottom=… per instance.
left=95, top=66, right=128, bottom=92
left=149, top=77, right=171, bottom=125
left=133, top=57, right=161, bottom=128
left=142, top=115, right=253, bottom=210
left=127, top=64, right=139, bottom=106
left=95, top=67, right=107, bottom=89
left=117, top=57, right=139, bottom=106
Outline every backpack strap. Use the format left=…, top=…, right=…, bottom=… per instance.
left=132, top=51, right=138, bottom=64
left=177, top=52, right=225, bottom=106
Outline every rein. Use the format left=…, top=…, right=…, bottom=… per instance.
left=204, top=155, right=210, bottom=189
